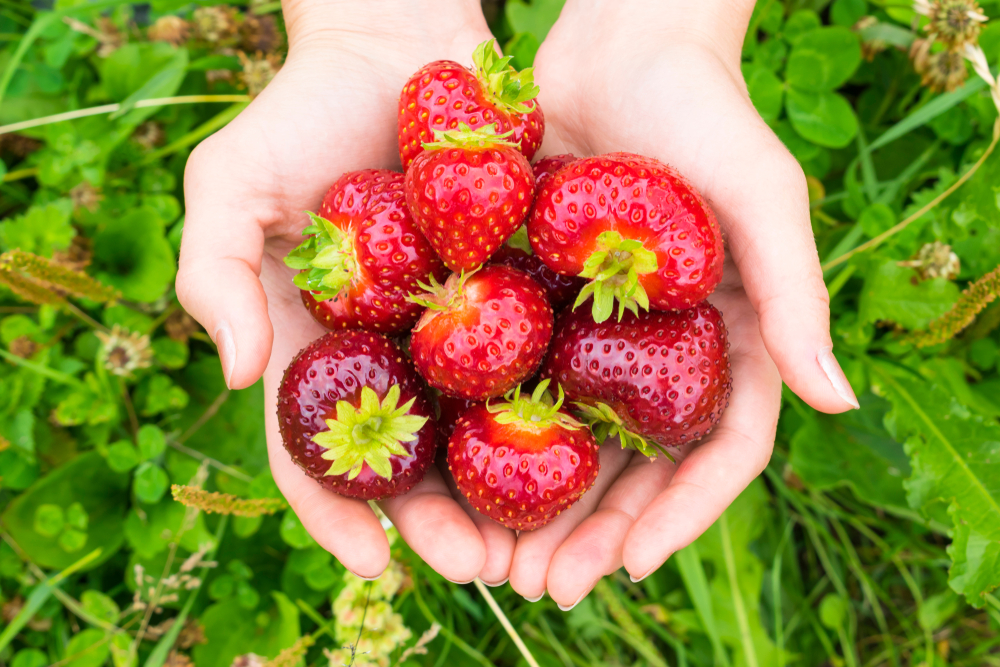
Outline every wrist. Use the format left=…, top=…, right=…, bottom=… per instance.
left=558, top=0, right=755, bottom=66
left=280, top=0, right=487, bottom=54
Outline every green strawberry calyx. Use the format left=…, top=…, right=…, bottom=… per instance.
left=573, top=401, right=674, bottom=462
left=408, top=269, right=477, bottom=317
left=471, top=39, right=540, bottom=115
left=573, top=230, right=659, bottom=323
left=487, top=380, right=585, bottom=433
left=283, top=212, right=358, bottom=301
left=506, top=224, right=533, bottom=254
left=421, top=123, right=518, bottom=151
left=312, top=385, right=428, bottom=481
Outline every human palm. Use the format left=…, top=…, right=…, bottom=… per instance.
left=178, top=17, right=519, bottom=582
left=497, top=10, right=858, bottom=606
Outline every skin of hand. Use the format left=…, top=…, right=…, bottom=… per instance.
left=495, top=0, right=862, bottom=608
left=175, top=0, right=519, bottom=584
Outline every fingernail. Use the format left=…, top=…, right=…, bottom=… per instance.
left=215, top=321, right=236, bottom=389
left=349, top=571, right=381, bottom=581
left=557, top=582, right=596, bottom=612
left=630, top=558, right=667, bottom=583
left=817, top=347, right=860, bottom=410
left=523, top=592, right=544, bottom=603
left=445, top=577, right=475, bottom=585
left=482, top=577, right=509, bottom=587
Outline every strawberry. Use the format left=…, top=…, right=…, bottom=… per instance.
left=277, top=330, right=437, bottom=500
left=540, top=303, right=732, bottom=452
left=448, top=380, right=600, bottom=530
left=531, top=153, right=577, bottom=190
left=435, top=392, right=481, bottom=439
left=404, top=125, right=534, bottom=272
left=398, top=39, right=543, bottom=170
left=491, top=226, right=585, bottom=310
left=529, top=153, right=724, bottom=322
left=409, top=265, right=553, bottom=400
left=285, top=170, right=447, bottom=334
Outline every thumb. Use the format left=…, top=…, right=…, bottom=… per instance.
left=176, top=142, right=274, bottom=390
left=710, top=112, right=858, bottom=414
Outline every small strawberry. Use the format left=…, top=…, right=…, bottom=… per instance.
left=277, top=330, right=437, bottom=500
left=448, top=380, right=600, bottom=530
left=529, top=153, right=724, bottom=322
left=435, top=392, right=482, bottom=439
left=540, top=303, right=732, bottom=452
left=404, top=124, right=534, bottom=272
left=398, top=39, right=543, bottom=169
left=285, top=170, right=447, bottom=334
left=531, top=153, right=577, bottom=190
left=409, top=265, right=553, bottom=400
left=491, top=226, right=585, bottom=310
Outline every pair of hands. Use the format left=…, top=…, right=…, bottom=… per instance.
left=176, top=0, right=858, bottom=607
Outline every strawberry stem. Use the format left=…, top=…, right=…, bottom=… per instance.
left=573, top=401, right=675, bottom=462
left=311, top=385, right=428, bottom=480
left=573, top=231, right=659, bottom=323
left=471, top=39, right=540, bottom=115
left=506, top=225, right=533, bottom=254
left=487, top=380, right=585, bottom=432
left=408, top=269, right=477, bottom=314
left=421, top=122, right=518, bottom=151
left=284, top=212, right=358, bottom=301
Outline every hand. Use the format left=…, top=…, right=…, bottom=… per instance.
left=496, top=0, right=861, bottom=607
left=176, top=1, right=515, bottom=583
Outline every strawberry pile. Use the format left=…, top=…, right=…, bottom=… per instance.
left=277, top=41, right=732, bottom=530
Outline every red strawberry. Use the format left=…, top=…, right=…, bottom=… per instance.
left=448, top=380, right=600, bottom=530
left=435, top=392, right=482, bottom=439
left=277, top=330, right=437, bottom=500
left=540, top=303, right=732, bottom=452
left=398, top=40, right=543, bottom=170
left=409, top=265, right=553, bottom=400
left=491, top=230, right=585, bottom=310
left=531, top=153, right=577, bottom=190
left=285, top=170, right=447, bottom=334
left=529, top=153, right=724, bottom=322
left=404, top=125, right=534, bottom=272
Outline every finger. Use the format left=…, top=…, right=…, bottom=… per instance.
left=621, top=310, right=781, bottom=581
left=508, top=444, right=633, bottom=601
left=266, top=428, right=390, bottom=579
left=694, top=96, right=857, bottom=414
left=442, top=459, right=517, bottom=586
left=379, top=465, right=487, bottom=584
left=177, top=137, right=274, bottom=390
left=544, top=454, right=675, bottom=609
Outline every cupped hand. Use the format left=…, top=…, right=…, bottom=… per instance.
left=498, top=1, right=861, bottom=607
left=176, top=1, right=516, bottom=583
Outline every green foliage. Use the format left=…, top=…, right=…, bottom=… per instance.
left=1, top=2, right=999, bottom=667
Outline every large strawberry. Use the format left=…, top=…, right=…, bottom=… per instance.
left=531, top=153, right=577, bottom=190
left=529, top=153, right=724, bottom=322
left=398, top=40, right=543, bottom=169
left=540, top=303, right=732, bottom=453
left=491, top=227, right=585, bottom=310
left=285, top=170, right=447, bottom=334
left=448, top=380, right=600, bottom=530
left=409, top=265, right=553, bottom=400
left=405, top=125, right=534, bottom=272
left=277, top=330, right=437, bottom=500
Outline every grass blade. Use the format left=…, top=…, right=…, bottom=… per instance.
left=675, top=543, right=731, bottom=667
left=473, top=578, right=540, bottom=667
left=868, top=79, right=987, bottom=153
left=720, top=513, right=758, bottom=667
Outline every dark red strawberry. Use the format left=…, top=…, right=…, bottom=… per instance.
left=285, top=170, right=447, bottom=334
left=448, top=380, right=600, bottom=530
left=404, top=125, right=534, bottom=272
left=409, top=265, right=553, bottom=400
left=531, top=153, right=576, bottom=190
left=529, top=153, right=724, bottom=322
left=540, top=304, right=731, bottom=452
left=398, top=40, right=543, bottom=170
left=491, top=240, right=585, bottom=310
left=277, top=330, right=437, bottom=500
left=435, top=392, right=482, bottom=439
